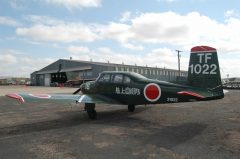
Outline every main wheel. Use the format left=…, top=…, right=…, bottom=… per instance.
left=85, top=103, right=97, bottom=119
left=128, top=105, right=135, bottom=112
left=87, top=109, right=97, bottom=119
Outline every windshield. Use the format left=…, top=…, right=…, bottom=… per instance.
left=97, top=73, right=110, bottom=82
left=129, top=72, right=148, bottom=80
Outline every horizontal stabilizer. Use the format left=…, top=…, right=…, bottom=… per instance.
left=177, top=91, right=205, bottom=99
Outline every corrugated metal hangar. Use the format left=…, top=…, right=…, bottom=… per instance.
left=31, top=59, right=187, bottom=86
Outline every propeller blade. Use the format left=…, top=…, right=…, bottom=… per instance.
left=73, top=88, right=81, bottom=94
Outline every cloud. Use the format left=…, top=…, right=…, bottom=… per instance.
left=18, top=57, right=54, bottom=76
left=121, top=42, right=144, bottom=51
left=113, top=11, right=240, bottom=54
left=100, top=22, right=132, bottom=42
left=23, top=15, right=64, bottom=25
left=68, top=45, right=184, bottom=69
left=219, top=56, right=240, bottom=78
left=68, top=45, right=91, bottom=54
left=0, top=49, right=55, bottom=77
left=0, top=54, right=17, bottom=64
left=16, top=24, right=99, bottom=42
left=120, top=11, right=132, bottom=22
left=17, top=15, right=101, bottom=42
left=0, top=16, right=20, bottom=26
left=68, top=45, right=240, bottom=77
left=129, top=11, right=230, bottom=46
left=100, top=22, right=145, bottom=50
left=224, top=10, right=239, bottom=18
left=43, top=0, right=101, bottom=9
left=102, top=11, right=240, bottom=52
left=15, top=11, right=240, bottom=54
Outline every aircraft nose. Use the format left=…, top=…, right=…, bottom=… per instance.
left=80, top=82, right=91, bottom=92
left=80, top=83, right=86, bottom=91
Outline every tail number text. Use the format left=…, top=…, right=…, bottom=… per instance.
left=189, top=64, right=217, bottom=75
left=189, top=53, right=217, bottom=75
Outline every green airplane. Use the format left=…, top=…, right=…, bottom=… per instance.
left=6, top=46, right=224, bottom=119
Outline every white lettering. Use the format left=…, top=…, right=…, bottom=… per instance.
left=205, top=53, right=212, bottom=63
left=189, top=64, right=194, bottom=74
left=167, top=98, right=178, bottom=102
left=197, top=53, right=204, bottom=63
left=189, top=64, right=217, bottom=75
left=210, top=64, right=217, bottom=74
left=197, top=53, right=212, bottom=63
left=202, top=64, right=209, bottom=74
left=194, top=64, right=202, bottom=74
left=116, top=87, right=121, bottom=94
left=115, top=87, right=140, bottom=95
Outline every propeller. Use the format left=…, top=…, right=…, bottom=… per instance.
left=73, top=83, right=83, bottom=95
left=73, top=83, right=84, bottom=94
left=73, top=87, right=81, bottom=94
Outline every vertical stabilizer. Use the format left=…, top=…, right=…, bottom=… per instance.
left=187, top=46, right=223, bottom=97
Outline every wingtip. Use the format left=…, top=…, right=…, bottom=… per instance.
left=6, top=93, right=25, bottom=103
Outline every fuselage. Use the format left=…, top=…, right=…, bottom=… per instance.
left=80, top=71, right=219, bottom=105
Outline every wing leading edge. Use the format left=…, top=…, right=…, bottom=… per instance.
left=6, top=93, right=121, bottom=105
left=6, top=93, right=81, bottom=103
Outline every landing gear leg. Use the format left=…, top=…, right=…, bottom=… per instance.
left=128, top=104, right=135, bottom=112
left=85, top=103, right=97, bottom=119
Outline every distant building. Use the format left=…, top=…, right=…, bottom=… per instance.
left=0, top=77, right=30, bottom=85
left=222, top=77, right=240, bottom=83
left=222, top=77, right=240, bottom=89
left=31, top=59, right=187, bottom=86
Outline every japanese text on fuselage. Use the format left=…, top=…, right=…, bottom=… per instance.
left=115, top=87, right=140, bottom=95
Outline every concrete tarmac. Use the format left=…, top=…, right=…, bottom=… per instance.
left=0, top=86, right=240, bottom=159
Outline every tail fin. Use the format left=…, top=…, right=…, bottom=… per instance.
left=187, top=46, right=223, bottom=97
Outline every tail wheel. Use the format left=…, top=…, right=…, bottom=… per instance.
left=128, top=105, right=135, bottom=112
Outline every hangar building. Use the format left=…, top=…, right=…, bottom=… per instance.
left=31, top=59, right=187, bottom=86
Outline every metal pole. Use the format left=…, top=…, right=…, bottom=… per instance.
left=176, top=50, right=183, bottom=80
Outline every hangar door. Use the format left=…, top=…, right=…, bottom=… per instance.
left=51, top=72, right=67, bottom=84
left=44, top=74, right=51, bottom=86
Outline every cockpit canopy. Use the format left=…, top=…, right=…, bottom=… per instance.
left=96, top=71, right=147, bottom=84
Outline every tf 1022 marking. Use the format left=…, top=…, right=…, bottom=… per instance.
left=189, top=64, right=217, bottom=75
left=189, top=53, right=217, bottom=75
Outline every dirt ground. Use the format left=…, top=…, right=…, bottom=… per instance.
left=0, top=86, right=239, bottom=159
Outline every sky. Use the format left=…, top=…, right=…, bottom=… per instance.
left=0, top=0, right=240, bottom=78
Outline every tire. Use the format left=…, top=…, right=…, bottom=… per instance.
left=128, top=105, right=135, bottom=112
left=87, top=109, right=97, bottom=119
left=85, top=103, right=97, bottom=119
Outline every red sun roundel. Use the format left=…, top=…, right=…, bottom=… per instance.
left=144, top=83, right=161, bottom=102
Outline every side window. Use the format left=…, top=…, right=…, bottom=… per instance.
left=98, top=74, right=110, bottom=83
left=113, top=74, right=123, bottom=83
left=123, top=76, right=131, bottom=84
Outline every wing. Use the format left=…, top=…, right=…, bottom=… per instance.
left=6, top=93, right=81, bottom=103
left=77, top=94, right=122, bottom=104
left=6, top=93, right=122, bottom=105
